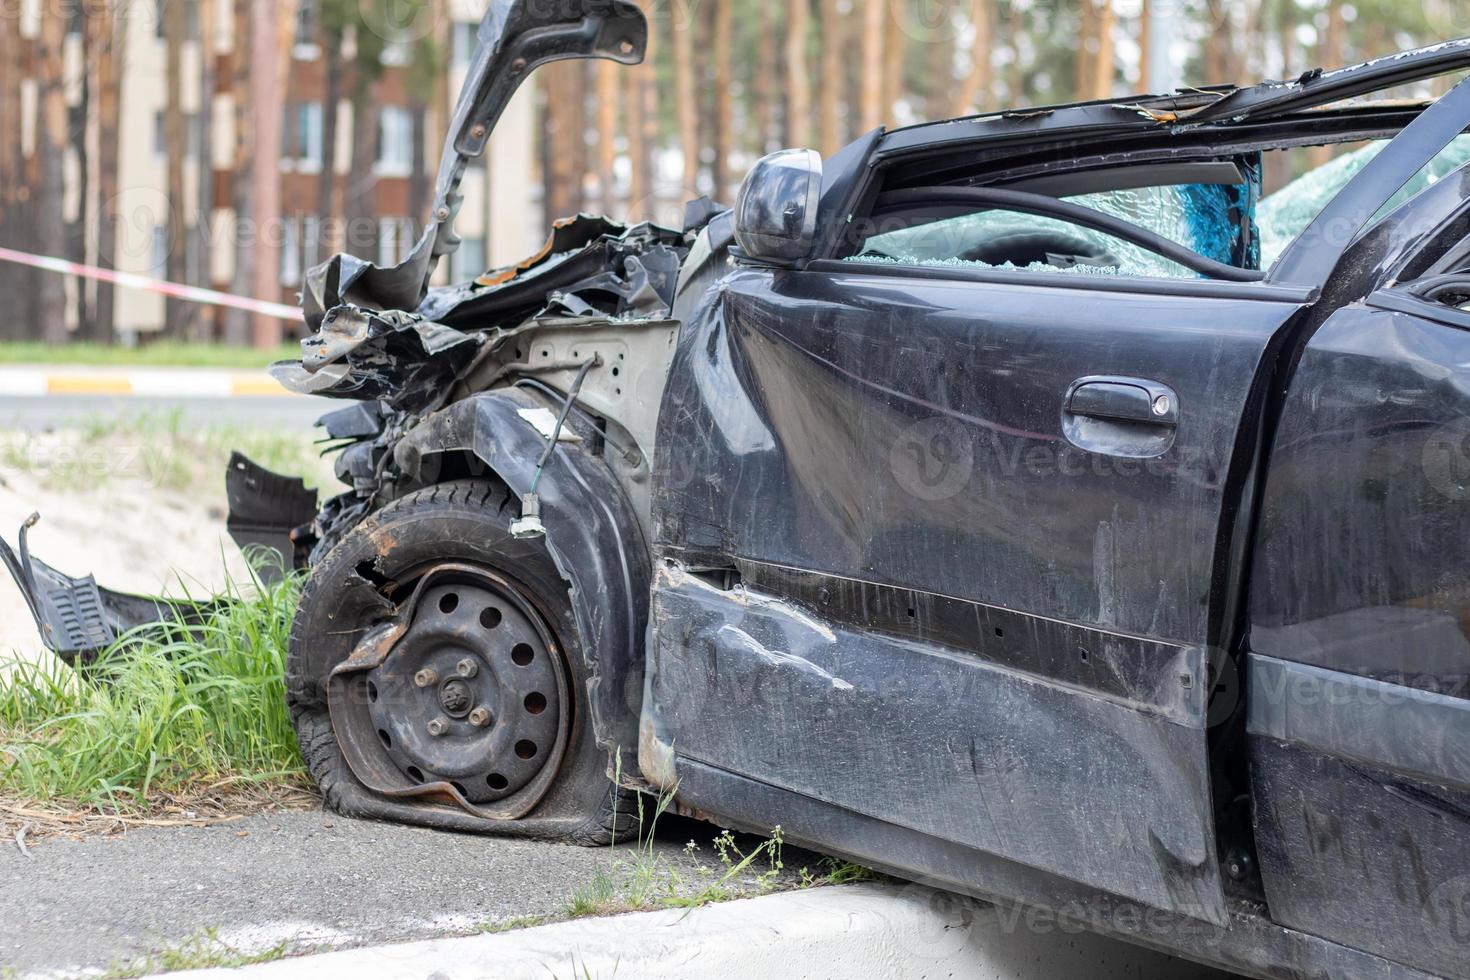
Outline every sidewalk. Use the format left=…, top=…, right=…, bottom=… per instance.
left=168, top=882, right=1236, bottom=980
left=0, top=365, right=290, bottom=398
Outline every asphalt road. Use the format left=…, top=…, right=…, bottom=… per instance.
left=0, top=395, right=332, bottom=432
left=0, top=809, right=765, bottom=977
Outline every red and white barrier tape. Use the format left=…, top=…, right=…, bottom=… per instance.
left=0, top=246, right=303, bottom=323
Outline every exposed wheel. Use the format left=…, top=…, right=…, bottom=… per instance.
left=286, top=480, right=630, bottom=844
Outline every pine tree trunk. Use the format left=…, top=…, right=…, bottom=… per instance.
left=92, top=7, right=122, bottom=343
left=882, top=4, right=904, bottom=121
left=753, top=0, right=776, bottom=155
left=673, top=0, right=698, bottom=197
left=194, top=0, right=216, bottom=339
left=860, top=0, right=884, bottom=130
left=0, top=22, right=28, bottom=340
left=1076, top=0, right=1097, bottom=100
left=224, top=0, right=254, bottom=345
left=408, top=96, right=430, bottom=230
left=346, top=76, right=377, bottom=259
left=1093, top=0, right=1116, bottom=99
left=1006, top=5, right=1023, bottom=104
left=1204, top=0, right=1228, bottom=85
left=924, top=20, right=953, bottom=123
left=1139, top=0, right=1152, bottom=92
left=953, top=1, right=994, bottom=116
left=318, top=30, right=342, bottom=253
left=625, top=0, right=655, bottom=216
left=247, top=0, right=291, bottom=347
left=66, top=6, right=91, bottom=336
left=596, top=60, right=619, bottom=214
left=712, top=0, right=734, bottom=199
left=542, top=62, right=585, bottom=222
left=1305, top=0, right=1343, bottom=168
left=35, top=0, right=70, bottom=343
left=785, top=0, right=811, bottom=146
left=164, top=0, right=190, bottom=337
left=818, top=0, right=844, bottom=154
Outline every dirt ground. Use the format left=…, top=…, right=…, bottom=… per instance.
left=0, top=425, right=332, bottom=665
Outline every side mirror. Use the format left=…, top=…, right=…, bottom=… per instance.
left=734, top=149, right=823, bottom=264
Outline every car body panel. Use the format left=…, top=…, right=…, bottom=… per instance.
left=644, top=258, right=1316, bottom=920
left=1244, top=161, right=1470, bottom=976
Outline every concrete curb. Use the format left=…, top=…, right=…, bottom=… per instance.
left=0, top=366, right=291, bottom=398
left=166, top=883, right=1231, bottom=980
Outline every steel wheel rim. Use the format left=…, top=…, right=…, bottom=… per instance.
left=330, top=563, right=572, bottom=819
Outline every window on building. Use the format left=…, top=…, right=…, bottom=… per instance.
left=281, top=216, right=303, bottom=288
left=452, top=22, right=477, bottom=69
left=154, top=111, right=201, bottom=161
left=284, top=103, right=324, bottom=170
left=451, top=236, right=487, bottom=282
left=154, top=0, right=200, bottom=41
left=376, top=218, right=411, bottom=268
left=279, top=215, right=327, bottom=289
left=151, top=225, right=169, bottom=274
left=376, top=106, right=414, bottom=176
left=381, top=41, right=411, bottom=67
left=293, top=0, right=320, bottom=57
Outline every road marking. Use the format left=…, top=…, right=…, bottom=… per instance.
left=0, top=368, right=296, bottom=399
left=45, top=375, right=135, bottom=396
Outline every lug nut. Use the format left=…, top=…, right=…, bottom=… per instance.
left=427, top=717, right=450, bottom=737
left=468, top=706, right=492, bottom=728
left=456, top=658, right=479, bottom=678
left=414, top=668, right=439, bottom=688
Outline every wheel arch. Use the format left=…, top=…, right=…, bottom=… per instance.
left=392, top=389, right=651, bottom=775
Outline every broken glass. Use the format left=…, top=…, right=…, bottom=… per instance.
left=854, top=180, right=1258, bottom=279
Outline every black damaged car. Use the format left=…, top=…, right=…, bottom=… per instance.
left=7, top=2, right=1470, bottom=977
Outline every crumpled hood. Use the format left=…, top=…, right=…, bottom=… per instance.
left=274, top=216, right=690, bottom=412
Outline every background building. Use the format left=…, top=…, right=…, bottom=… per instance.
left=0, top=0, right=1459, bottom=347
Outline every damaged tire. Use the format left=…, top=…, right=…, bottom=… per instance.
left=286, top=480, right=632, bottom=845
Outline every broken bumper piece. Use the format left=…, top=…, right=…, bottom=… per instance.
left=0, top=454, right=315, bottom=664
left=225, top=451, right=320, bottom=580
left=0, top=514, right=212, bottom=664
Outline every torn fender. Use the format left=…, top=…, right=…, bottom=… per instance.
left=393, top=389, right=650, bottom=769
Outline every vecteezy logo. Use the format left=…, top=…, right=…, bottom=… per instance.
left=890, top=0, right=973, bottom=43
left=890, top=416, right=974, bottom=502
left=1430, top=875, right=1470, bottom=947
left=1425, top=0, right=1468, bottom=37
left=1423, top=418, right=1470, bottom=501
left=882, top=880, right=988, bottom=960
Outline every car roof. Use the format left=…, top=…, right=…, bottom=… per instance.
left=878, top=36, right=1470, bottom=160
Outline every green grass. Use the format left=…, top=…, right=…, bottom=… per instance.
left=0, top=567, right=308, bottom=814
left=561, top=787, right=877, bottom=921
left=477, top=914, right=549, bottom=934
left=0, top=408, right=335, bottom=494
left=0, top=340, right=300, bottom=368
left=101, top=928, right=298, bottom=978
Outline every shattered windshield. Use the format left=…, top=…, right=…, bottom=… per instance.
left=1258, top=133, right=1470, bottom=267
left=856, top=180, right=1257, bottom=279
left=852, top=133, right=1470, bottom=280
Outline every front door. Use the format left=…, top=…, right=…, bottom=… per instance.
left=647, top=260, right=1307, bottom=922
